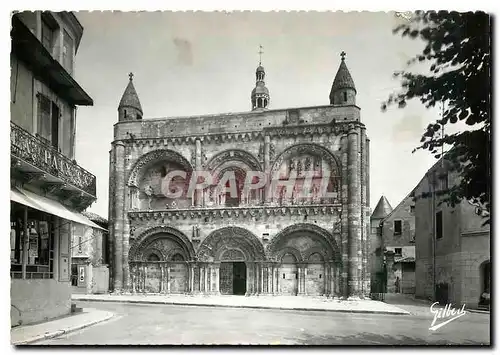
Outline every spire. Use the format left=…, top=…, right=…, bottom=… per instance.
left=329, top=51, right=356, bottom=105
left=251, top=45, right=270, bottom=111
left=118, top=72, right=143, bottom=121
left=371, top=196, right=393, bottom=219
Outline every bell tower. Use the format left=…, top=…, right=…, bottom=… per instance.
left=251, top=45, right=270, bottom=111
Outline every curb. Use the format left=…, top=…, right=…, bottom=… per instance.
left=72, top=297, right=410, bottom=316
left=467, top=309, right=490, bottom=315
left=12, top=312, right=114, bottom=345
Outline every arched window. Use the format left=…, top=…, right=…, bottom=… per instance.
left=147, top=253, right=160, bottom=261
left=172, top=253, right=185, bottom=262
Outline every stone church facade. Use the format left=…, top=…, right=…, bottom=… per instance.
left=109, top=53, right=371, bottom=298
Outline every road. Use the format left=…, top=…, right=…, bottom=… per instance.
left=40, top=301, right=490, bottom=345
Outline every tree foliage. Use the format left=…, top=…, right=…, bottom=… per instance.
left=382, top=11, right=491, bottom=224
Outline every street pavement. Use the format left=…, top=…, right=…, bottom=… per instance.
left=38, top=301, right=490, bottom=345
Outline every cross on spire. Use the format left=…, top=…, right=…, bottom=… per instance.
left=129, top=72, right=134, bottom=81
left=258, top=45, right=264, bottom=65
left=340, top=51, right=346, bottom=61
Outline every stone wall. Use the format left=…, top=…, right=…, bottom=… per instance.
left=11, top=279, right=71, bottom=327
left=413, top=158, right=490, bottom=307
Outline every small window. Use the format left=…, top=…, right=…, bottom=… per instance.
left=283, top=273, right=285, bottom=279
left=62, top=30, right=74, bottom=74
left=394, top=220, right=402, bottom=236
left=343, top=92, right=347, bottom=102
left=395, top=248, right=402, bottom=256
left=410, top=205, right=415, bottom=213
left=319, top=274, right=322, bottom=279
left=124, top=110, right=127, bottom=119
left=41, top=17, right=55, bottom=53
left=436, top=211, right=443, bottom=239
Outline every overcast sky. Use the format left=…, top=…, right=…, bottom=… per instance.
left=72, top=11, right=439, bottom=218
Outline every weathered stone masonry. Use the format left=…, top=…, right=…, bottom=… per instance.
left=109, top=55, right=371, bottom=298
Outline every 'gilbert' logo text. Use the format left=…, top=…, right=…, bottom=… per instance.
left=429, top=302, right=467, bottom=331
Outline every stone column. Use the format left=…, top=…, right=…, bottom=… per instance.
left=195, top=139, right=202, bottom=207
left=347, top=129, right=362, bottom=297
left=160, top=264, right=164, bottom=293
left=261, top=264, right=265, bottom=295
left=264, top=135, right=270, bottom=203
left=324, top=263, right=329, bottom=296
left=245, top=262, right=252, bottom=296
left=131, top=264, right=136, bottom=293
left=214, top=263, right=221, bottom=294
left=205, top=266, right=210, bottom=293
left=166, top=264, right=171, bottom=294
left=266, top=266, right=271, bottom=294
left=190, top=264, right=196, bottom=294
left=330, top=263, right=339, bottom=297
left=275, top=267, right=279, bottom=295
left=143, top=264, right=147, bottom=293
left=299, top=266, right=306, bottom=295
left=112, top=141, right=125, bottom=291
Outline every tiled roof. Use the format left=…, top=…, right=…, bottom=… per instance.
left=371, top=196, right=393, bottom=219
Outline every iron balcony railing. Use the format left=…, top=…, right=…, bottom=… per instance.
left=10, top=122, right=97, bottom=197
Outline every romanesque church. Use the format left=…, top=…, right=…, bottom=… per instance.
left=108, top=52, right=371, bottom=298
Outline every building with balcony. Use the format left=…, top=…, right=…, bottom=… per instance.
left=413, top=158, right=490, bottom=309
left=369, top=195, right=416, bottom=295
left=109, top=53, right=371, bottom=298
left=10, top=11, right=104, bottom=327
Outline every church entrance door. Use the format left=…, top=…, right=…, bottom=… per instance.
left=233, top=262, right=247, bottom=295
left=219, top=262, right=247, bottom=295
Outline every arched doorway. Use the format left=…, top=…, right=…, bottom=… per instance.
left=144, top=251, right=162, bottom=293
left=128, top=226, right=195, bottom=294
left=306, top=253, right=325, bottom=295
left=197, top=227, right=266, bottom=296
left=279, top=253, right=298, bottom=295
left=169, top=253, right=188, bottom=293
left=219, top=249, right=247, bottom=295
left=267, top=224, right=340, bottom=296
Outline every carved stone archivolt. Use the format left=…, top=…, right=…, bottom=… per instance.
left=265, top=223, right=340, bottom=263
left=270, top=143, right=341, bottom=177
left=205, top=149, right=262, bottom=172
left=128, top=225, right=195, bottom=262
left=196, top=226, right=266, bottom=262
left=127, top=149, right=193, bottom=188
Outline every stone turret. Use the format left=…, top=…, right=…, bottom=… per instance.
left=118, top=72, right=143, bottom=122
left=329, top=51, right=356, bottom=106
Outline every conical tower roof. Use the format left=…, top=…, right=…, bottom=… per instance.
left=119, top=73, right=143, bottom=115
left=371, top=196, right=393, bottom=219
left=330, top=54, right=356, bottom=94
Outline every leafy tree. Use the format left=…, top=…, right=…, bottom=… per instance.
left=382, top=11, right=491, bottom=224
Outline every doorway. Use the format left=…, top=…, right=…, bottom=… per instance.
left=220, top=262, right=247, bottom=295
left=233, top=262, right=246, bottom=295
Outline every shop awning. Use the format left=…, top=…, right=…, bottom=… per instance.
left=10, top=186, right=106, bottom=231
